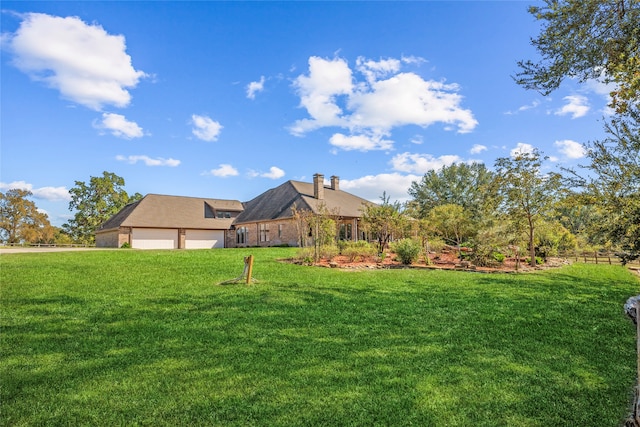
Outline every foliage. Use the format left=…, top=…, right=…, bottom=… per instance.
left=120, top=242, right=131, bottom=249
left=575, top=108, right=640, bottom=261
left=408, top=162, right=497, bottom=220
left=515, top=0, right=639, bottom=113
left=493, top=252, right=506, bottom=263
left=426, top=204, right=473, bottom=252
left=340, top=240, right=376, bottom=262
left=360, top=193, right=404, bottom=254
left=390, top=238, right=422, bottom=265
left=1, top=249, right=637, bottom=426
left=494, top=149, right=563, bottom=266
left=0, top=189, right=54, bottom=244
left=63, top=171, right=142, bottom=245
left=535, top=221, right=577, bottom=259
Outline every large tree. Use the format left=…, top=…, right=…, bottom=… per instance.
left=571, top=108, right=640, bottom=261
left=408, top=162, right=496, bottom=220
left=515, top=0, right=639, bottom=113
left=63, top=171, right=142, bottom=244
left=516, top=0, right=640, bottom=262
left=0, top=189, right=53, bottom=244
left=494, top=149, right=563, bottom=267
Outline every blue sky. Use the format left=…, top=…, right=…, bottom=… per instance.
left=1, top=1, right=613, bottom=226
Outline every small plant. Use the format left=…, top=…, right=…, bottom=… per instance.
left=390, top=238, right=421, bottom=265
left=120, top=242, right=131, bottom=249
left=493, top=252, right=505, bottom=263
left=341, top=241, right=376, bottom=261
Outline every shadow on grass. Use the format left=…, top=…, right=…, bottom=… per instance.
left=2, top=264, right=638, bottom=426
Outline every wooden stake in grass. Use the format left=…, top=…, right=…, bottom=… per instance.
left=219, top=255, right=256, bottom=285
left=245, top=255, right=254, bottom=285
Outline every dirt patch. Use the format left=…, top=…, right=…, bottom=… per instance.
left=285, top=251, right=570, bottom=273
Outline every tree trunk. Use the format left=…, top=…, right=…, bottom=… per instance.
left=528, top=216, right=536, bottom=267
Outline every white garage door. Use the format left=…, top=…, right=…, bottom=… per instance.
left=185, top=230, right=225, bottom=249
left=132, top=228, right=178, bottom=249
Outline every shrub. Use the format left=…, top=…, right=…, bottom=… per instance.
left=493, top=252, right=505, bottom=263
left=391, top=238, right=422, bottom=265
left=120, top=242, right=131, bottom=249
left=341, top=241, right=376, bottom=261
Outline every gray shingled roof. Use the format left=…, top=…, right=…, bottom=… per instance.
left=233, top=180, right=372, bottom=225
left=97, top=194, right=243, bottom=232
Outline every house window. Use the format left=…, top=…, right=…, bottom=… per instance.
left=259, top=223, right=269, bottom=242
left=339, top=223, right=352, bottom=240
left=278, top=224, right=283, bottom=239
left=236, top=227, right=248, bottom=244
left=217, top=211, right=232, bottom=219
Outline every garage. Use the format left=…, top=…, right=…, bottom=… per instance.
left=185, top=229, right=225, bottom=249
left=132, top=228, right=178, bottom=249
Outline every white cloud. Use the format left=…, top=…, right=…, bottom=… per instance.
left=290, top=56, right=353, bottom=135
left=391, top=152, right=462, bottom=174
left=262, top=166, right=285, bottom=179
left=555, top=95, right=590, bottom=119
left=470, top=144, right=487, bottom=154
left=290, top=55, right=477, bottom=152
left=0, top=180, right=71, bottom=201
left=555, top=139, right=586, bottom=159
left=205, top=164, right=239, bottom=177
left=340, top=173, right=420, bottom=203
left=94, top=113, right=144, bottom=139
left=5, top=13, right=146, bottom=110
left=246, top=76, right=266, bottom=99
left=329, top=132, right=393, bottom=152
left=191, top=114, right=223, bottom=141
left=116, top=155, right=180, bottom=167
left=356, top=56, right=401, bottom=84
left=248, top=166, right=286, bottom=179
left=410, top=135, right=424, bottom=145
left=510, top=142, right=536, bottom=157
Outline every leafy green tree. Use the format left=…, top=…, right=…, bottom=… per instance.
left=569, top=109, right=640, bottom=261
left=0, top=189, right=53, bottom=244
left=426, top=204, right=473, bottom=258
left=515, top=0, right=639, bottom=113
left=494, top=149, right=563, bottom=267
left=360, top=193, right=404, bottom=254
left=408, top=162, right=496, bottom=220
left=63, top=171, right=142, bottom=244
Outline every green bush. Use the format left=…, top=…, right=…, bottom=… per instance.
left=390, top=238, right=422, bottom=265
left=341, top=241, right=376, bottom=261
left=493, top=252, right=505, bottom=263
left=120, top=242, right=131, bottom=249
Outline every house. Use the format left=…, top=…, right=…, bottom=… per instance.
left=95, top=194, right=243, bottom=249
left=228, top=174, right=372, bottom=248
left=95, top=174, right=373, bottom=249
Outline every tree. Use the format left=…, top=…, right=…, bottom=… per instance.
left=569, top=108, right=640, bottom=261
left=360, top=193, right=403, bottom=254
left=63, top=171, right=142, bottom=244
left=494, top=149, right=563, bottom=267
left=408, top=162, right=496, bottom=220
left=426, top=204, right=473, bottom=258
left=0, top=189, right=53, bottom=244
left=515, top=0, right=639, bottom=113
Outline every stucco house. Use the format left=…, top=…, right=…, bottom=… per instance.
left=95, top=174, right=372, bottom=249
left=95, top=194, right=243, bottom=249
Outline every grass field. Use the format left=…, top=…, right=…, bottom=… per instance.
left=1, top=248, right=639, bottom=426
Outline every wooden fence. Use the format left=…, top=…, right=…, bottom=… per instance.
left=560, top=251, right=640, bottom=269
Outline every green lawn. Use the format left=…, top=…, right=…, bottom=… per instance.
left=1, top=248, right=639, bottom=426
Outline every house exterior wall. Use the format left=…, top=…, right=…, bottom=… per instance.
left=230, top=219, right=301, bottom=248
left=95, top=227, right=131, bottom=248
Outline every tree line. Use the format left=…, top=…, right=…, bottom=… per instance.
left=2, top=1, right=637, bottom=264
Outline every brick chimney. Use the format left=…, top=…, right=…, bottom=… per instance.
left=313, top=173, right=324, bottom=200
left=330, top=175, right=339, bottom=191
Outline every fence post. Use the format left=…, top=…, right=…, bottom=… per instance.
left=245, top=255, right=254, bottom=285
left=595, top=251, right=598, bottom=264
